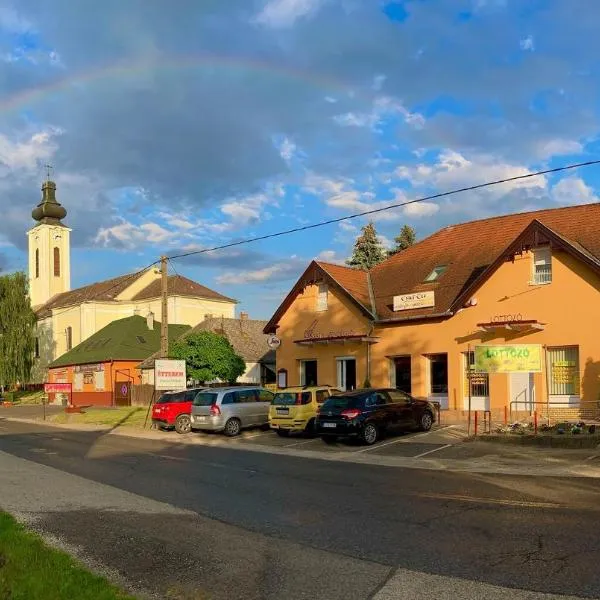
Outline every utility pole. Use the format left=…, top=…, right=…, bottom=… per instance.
left=160, top=256, right=168, bottom=358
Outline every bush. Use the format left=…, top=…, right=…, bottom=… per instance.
left=3, top=391, right=15, bottom=403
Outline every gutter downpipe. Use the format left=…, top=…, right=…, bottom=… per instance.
left=110, top=359, right=115, bottom=407
left=366, top=272, right=378, bottom=386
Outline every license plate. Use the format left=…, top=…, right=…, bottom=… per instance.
left=195, top=416, right=206, bottom=422
left=276, top=408, right=289, bottom=415
left=322, top=422, right=336, bottom=428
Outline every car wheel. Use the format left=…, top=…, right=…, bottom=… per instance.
left=304, top=418, right=316, bottom=437
left=361, top=423, right=378, bottom=446
left=321, top=436, right=337, bottom=444
left=174, top=414, right=192, bottom=435
left=420, top=411, right=433, bottom=432
left=276, top=429, right=290, bottom=437
left=224, top=418, right=242, bottom=437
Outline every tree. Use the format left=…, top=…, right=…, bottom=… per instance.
left=0, top=272, right=36, bottom=390
left=346, top=222, right=386, bottom=270
left=171, top=331, right=246, bottom=384
left=388, top=225, right=416, bottom=256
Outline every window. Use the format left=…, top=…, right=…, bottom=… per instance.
left=429, top=354, right=448, bottom=394
left=315, top=390, right=330, bottom=404
left=193, top=392, right=218, bottom=406
left=388, top=389, right=412, bottom=405
left=135, top=336, right=147, bottom=344
left=464, top=352, right=489, bottom=397
left=424, top=265, right=447, bottom=282
left=258, top=389, right=274, bottom=403
left=34, top=337, right=40, bottom=359
left=532, top=248, right=552, bottom=284
left=316, top=284, right=328, bottom=311
left=35, top=249, right=39, bottom=279
left=547, top=346, right=579, bottom=396
left=53, top=247, right=60, bottom=277
left=273, top=391, right=311, bottom=405
left=221, top=392, right=236, bottom=405
left=66, top=326, right=72, bottom=351
left=237, top=389, right=258, bottom=403
left=277, top=369, right=288, bottom=389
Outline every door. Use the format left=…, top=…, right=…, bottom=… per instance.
left=387, top=389, right=415, bottom=428
left=364, top=390, right=393, bottom=428
left=256, top=389, right=274, bottom=425
left=114, top=381, right=131, bottom=407
left=236, top=389, right=260, bottom=426
left=510, top=372, right=534, bottom=413
left=393, top=356, right=412, bottom=394
left=300, top=360, right=318, bottom=386
left=337, top=358, right=357, bottom=391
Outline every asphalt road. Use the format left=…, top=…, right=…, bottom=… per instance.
left=1, top=419, right=600, bottom=600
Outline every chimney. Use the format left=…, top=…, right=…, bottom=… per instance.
left=240, top=312, right=249, bottom=320
left=146, top=311, right=154, bottom=331
left=204, top=313, right=213, bottom=320
left=133, top=307, right=141, bottom=316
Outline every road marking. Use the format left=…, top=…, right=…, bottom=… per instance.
left=153, top=454, right=189, bottom=462
left=237, top=431, right=272, bottom=440
left=354, top=435, right=419, bottom=454
left=398, top=425, right=453, bottom=442
left=284, top=438, right=320, bottom=448
left=28, top=448, right=47, bottom=453
left=413, top=444, right=452, bottom=458
left=414, top=492, right=563, bottom=509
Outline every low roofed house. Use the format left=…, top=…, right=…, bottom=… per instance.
left=265, top=202, right=600, bottom=422
left=47, top=315, right=190, bottom=407
left=139, top=314, right=276, bottom=386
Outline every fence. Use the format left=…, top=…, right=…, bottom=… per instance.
left=509, top=400, right=600, bottom=424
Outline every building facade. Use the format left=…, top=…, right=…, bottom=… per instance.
left=265, top=204, right=600, bottom=421
left=27, top=178, right=237, bottom=382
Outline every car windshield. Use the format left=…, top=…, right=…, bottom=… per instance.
left=320, top=395, right=363, bottom=411
left=272, top=392, right=311, bottom=406
left=193, top=392, right=218, bottom=406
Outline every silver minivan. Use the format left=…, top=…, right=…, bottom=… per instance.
left=190, top=386, right=275, bottom=436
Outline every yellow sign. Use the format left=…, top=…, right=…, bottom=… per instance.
left=474, top=345, right=543, bottom=373
left=393, top=291, right=435, bottom=312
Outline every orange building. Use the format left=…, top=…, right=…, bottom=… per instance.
left=47, top=315, right=189, bottom=406
left=265, top=204, right=600, bottom=421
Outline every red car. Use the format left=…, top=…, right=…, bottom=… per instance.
left=152, top=388, right=205, bottom=434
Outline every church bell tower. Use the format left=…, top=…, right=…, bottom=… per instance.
left=27, top=172, right=71, bottom=308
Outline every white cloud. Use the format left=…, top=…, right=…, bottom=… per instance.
left=217, top=263, right=296, bottom=285
left=210, top=192, right=275, bottom=233
left=551, top=177, right=600, bottom=206
left=520, top=35, right=535, bottom=51
left=0, top=128, right=61, bottom=173
left=372, top=74, right=386, bottom=92
left=315, top=249, right=344, bottom=263
left=334, top=96, right=425, bottom=131
left=0, top=5, right=32, bottom=33
left=403, top=201, right=440, bottom=217
left=278, top=136, right=297, bottom=163
left=338, top=221, right=357, bottom=232
left=255, top=0, right=325, bottom=28
left=535, top=138, right=583, bottom=159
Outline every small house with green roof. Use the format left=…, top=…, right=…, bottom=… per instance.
left=47, top=315, right=190, bottom=407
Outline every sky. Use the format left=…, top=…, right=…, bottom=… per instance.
left=0, top=0, right=599, bottom=319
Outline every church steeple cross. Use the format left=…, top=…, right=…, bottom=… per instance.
left=44, top=163, right=54, bottom=181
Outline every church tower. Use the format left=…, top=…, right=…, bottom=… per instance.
left=27, top=175, right=71, bottom=308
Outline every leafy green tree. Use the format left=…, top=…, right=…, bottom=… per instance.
left=171, top=331, right=246, bottom=384
left=0, top=272, right=36, bottom=390
left=388, top=225, right=416, bottom=256
left=346, top=222, right=386, bottom=269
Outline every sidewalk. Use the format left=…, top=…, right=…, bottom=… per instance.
left=3, top=415, right=600, bottom=479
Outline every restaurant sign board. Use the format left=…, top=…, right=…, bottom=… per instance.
left=155, top=359, right=187, bottom=391
left=474, top=345, right=543, bottom=373
left=393, top=291, right=435, bottom=312
left=44, top=383, right=72, bottom=394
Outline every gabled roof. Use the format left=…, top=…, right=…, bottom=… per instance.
left=36, top=272, right=235, bottom=319
left=265, top=202, right=600, bottom=330
left=263, top=261, right=374, bottom=334
left=138, top=316, right=275, bottom=370
left=49, top=315, right=190, bottom=368
left=131, top=274, right=236, bottom=303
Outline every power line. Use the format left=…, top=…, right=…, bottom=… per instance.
left=168, top=158, right=600, bottom=262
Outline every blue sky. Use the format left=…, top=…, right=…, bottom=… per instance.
left=0, top=0, right=599, bottom=318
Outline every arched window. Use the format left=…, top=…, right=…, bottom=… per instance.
left=66, top=326, right=73, bottom=351
left=53, top=247, right=60, bottom=277
left=35, top=249, right=39, bottom=279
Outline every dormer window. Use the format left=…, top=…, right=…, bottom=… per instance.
left=316, top=284, right=328, bottom=311
left=424, top=265, right=447, bottom=282
left=532, top=248, right=552, bottom=285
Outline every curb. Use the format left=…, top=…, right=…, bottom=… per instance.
left=3, top=416, right=600, bottom=479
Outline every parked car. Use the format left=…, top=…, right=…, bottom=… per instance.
left=190, top=386, right=275, bottom=436
left=269, top=386, right=340, bottom=436
left=152, top=387, right=207, bottom=434
left=316, top=388, right=436, bottom=446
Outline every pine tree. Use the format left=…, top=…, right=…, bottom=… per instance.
left=0, top=272, right=36, bottom=390
left=388, top=224, right=416, bottom=257
left=346, top=222, right=386, bottom=270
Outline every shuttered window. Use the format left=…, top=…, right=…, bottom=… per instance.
left=316, top=284, right=328, bottom=311
left=53, top=247, right=60, bottom=277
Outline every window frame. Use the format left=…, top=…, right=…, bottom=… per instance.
left=546, top=346, right=580, bottom=397
left=424, top=265, right=447, bottom=283
left=316, top=283, right=328, bottom=312
left=35, top=249, right=40, bottom=279
left=53, top=247, right=60, bottom=277
left=532, top=247, right=552, bottom=285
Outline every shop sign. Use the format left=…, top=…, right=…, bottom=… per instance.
left=155, top=359, right=187, bottom=391
left=267, top=335, right=281, bottom=350
left=474, top=344, right=543, bottom=373
left=74, top=364, right=104, bottom=373
left=393, top=291, right=435, bottom=312
left=303, top=320, right=356, bottom=340
left=490, top=313, right=524, bottom=323
left=44, top=383, right=71, bottom=394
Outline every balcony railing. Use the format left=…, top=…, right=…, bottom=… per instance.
left=534, top=264, right=552, bottom=284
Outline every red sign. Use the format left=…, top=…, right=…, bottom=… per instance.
left=44, top=383, right=71, bottom=394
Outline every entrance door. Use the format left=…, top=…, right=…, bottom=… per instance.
left=510, top=372, right=534, bottom=413
left=115, top=382, right=131, bottom=407
left=337, top=358, right=357, bottom=392
left=300, top=360, right=318, bottom=386
left=394, top=356, right=412, bottom=394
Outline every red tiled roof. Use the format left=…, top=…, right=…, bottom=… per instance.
left=316, top=262, right=372, bottom=312
left=132, top=274, right=236, bottom=303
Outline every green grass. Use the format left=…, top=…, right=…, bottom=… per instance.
left=50, top=407, right=147, bottom=428
left=0, top=511, right=136, bottom=600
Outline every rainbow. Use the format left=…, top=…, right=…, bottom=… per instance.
left=0, top=54, right=355, bottom=114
